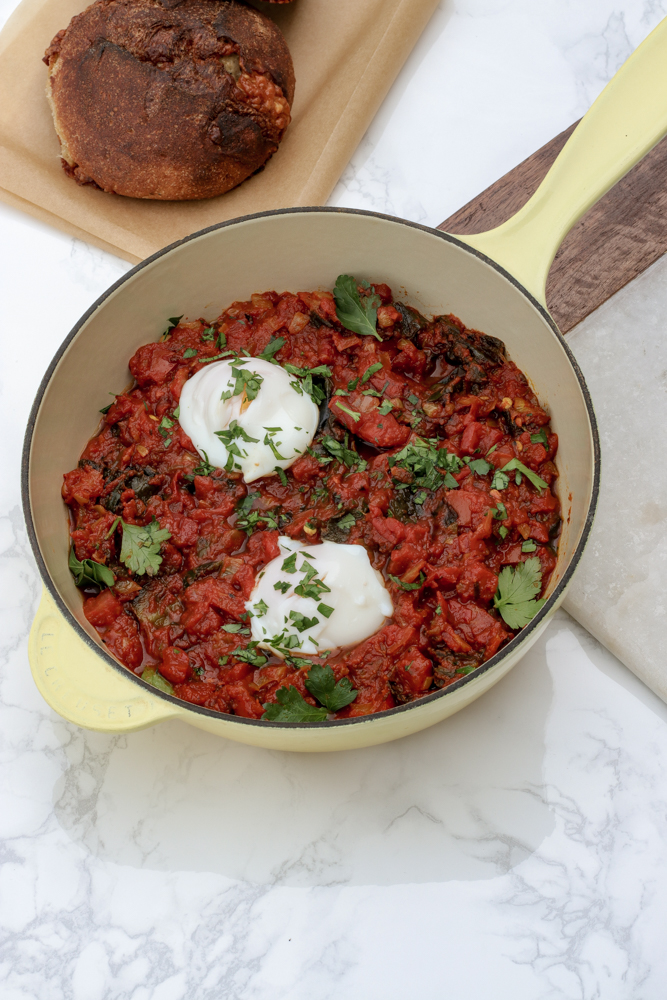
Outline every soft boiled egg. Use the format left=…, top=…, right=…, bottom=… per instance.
left=178, top=357, right=319, bottom=483
left=246, top=537, right=393, bottom=657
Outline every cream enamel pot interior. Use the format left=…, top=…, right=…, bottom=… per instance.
left=23, top=16, right=667, bottom=750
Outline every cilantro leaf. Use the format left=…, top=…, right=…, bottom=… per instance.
left=141, top=667, right=174, bottom=695
left=114, top=517, right=171, bottom=576
left=232, top=642, right=267, bottom=667
left=466, top=457, right=493, bottom=476
left=201, top=326, right=216, bottom=342
left=336, top=512, right=357, bottom=532
left=389, top=572, right=425, bottom=591
left=191, top=451, right=215, bottom=477
left=183, top=348, right=198, bottom=359
left=389, top=438, right=462, bottom=493
left=259, top=337, right=285, bottom=362
left=493, top=557, right=546, bottom=629
left=321, top=435, right=367, bottom=471
left=334, top=401, right=361, bottom=423
left=306, top=664, right=357, bottom=712
left=377, top=399, right=394, bottom=415
left=289, top=611, right=319, bottom=632
left=531, top=428, right=549, bottom=446
left=498, top=459, right=548, bottom=491
left=491, top=470, right=511, bottom=490
left=281, top=552, right=298, bottom=573
left=361, top=362, right=383, bottom=383
left=318, top=603, right=334, bottom=618
left=334, top=275, right=382, bottom=341
left=68, top=548, right=115, bottom=589
left=262, top=685, right=328, bottom=722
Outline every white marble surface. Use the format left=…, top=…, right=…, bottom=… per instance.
left=3, top=1, right=667, bottom=997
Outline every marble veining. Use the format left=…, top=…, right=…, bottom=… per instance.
left=3, top=0, right=667, bottom=996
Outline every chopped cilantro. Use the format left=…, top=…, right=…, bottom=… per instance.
left=289, top=611, right=319, bottom=632
left=321, top=435, right=367, bottom=471
left=281, top=552, right=298, bottom=573
left=188, top=451, right=215, bottom=478
left=232, top=642, right=267, bottom=667
left=306, top=664, right=357, bottom=712
left=253, top=599, right=269, bottom=617
left=68, top=548, right=114, bottom=589
left=493, top=557, right=545, bottom=629
left=262, top=686, right=328, bottom=722
left=389, top=572, right=425, bottom=591
left=498, top=459, right=548, bottom=491
left=347, top=377, right=360, bottom=391
left=491, top=470, right=511, bottom=491
left=389, top=437, right=463, bottom=493
left=466, top=457, right=493, bottom=476
left=201, top=327, right=216, bottom=342
left=377, top=399, right=394, bottom=415
left=274, top=581, right=291, bottom=594
left=275, top=466, right=288, bottom=486
left=222, top=623, right=244, bottom=633
left=318, top=603, right=334, bottom=618
left=491, top=501, right=508, bottom=520
left=335, top=401, right=361, bottom=423
left=521, top=540, right=537, bottom=552
left=220, top=365, right=264, bottom=403
left=173, top=405, right=180, bottom=419
left=263, top=430, right=287, bottom=461
left=216, top=331, right=227, bottom=350
left=333, top=274, right=382, bottom=341
left=361, top=362, right=383, bottom=383
left=183, top=348, right=198, bottom=359
left=336, top=512, right=357, bottom=531
left=498, top=525, right=509, bottom=539
left=259, top=337, right=285, bottom=362
left=531, top=429, right=549, bottom=446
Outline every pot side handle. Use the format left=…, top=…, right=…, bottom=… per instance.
left=29, top=586, right=182, bottom=733
left=455, top=16, right=667, bottom=306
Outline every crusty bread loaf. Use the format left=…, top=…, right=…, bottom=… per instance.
left=43, top=0, right=295, bottom=200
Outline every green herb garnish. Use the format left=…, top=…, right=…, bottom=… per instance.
left=259, top=337, right=285, bottom=362
left=334, top=401, right=361, bottom=423
left=108, top=517, right=171, bottom=576
left=305, top=664, right=357, bottom=712
left=531, top=429, right=549, bottom=446
left=361, top=362, right=383, bottom=383
left=141, top=667, right=174, bottom=695
left=183, top=348, right=198, bottom=359
left=262, top=686, right=328, bottom=722
left=68, top=548, right=115, bottom=589
left=389, top=572, right=425, bottom=591
left=493, top=557, right=545, bottom=629
left=333, top=274, right=382, bottom=341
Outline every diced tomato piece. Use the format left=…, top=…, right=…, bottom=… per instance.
left=159, top=646, right=191, bottom=684
left=129, top=343, right=178, bottom=387
left=84, top=590, right=123, bottom=627
left=104, top=613, right=143, bottom=669
left=62, top=466, right=104, bottom=505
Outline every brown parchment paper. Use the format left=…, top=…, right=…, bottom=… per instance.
left=0, top=0, right=439, bottom=263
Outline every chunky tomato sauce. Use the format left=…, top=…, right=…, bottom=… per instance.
left=63, top=282, right=560, bottom=720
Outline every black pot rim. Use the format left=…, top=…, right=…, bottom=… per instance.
left=21, top=205, right=601, bottom=732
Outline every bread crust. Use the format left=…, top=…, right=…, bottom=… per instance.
left=44, top=0, right=295, bottom=200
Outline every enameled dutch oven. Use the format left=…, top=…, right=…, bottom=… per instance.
left=22, top=18, right=667, bottom=750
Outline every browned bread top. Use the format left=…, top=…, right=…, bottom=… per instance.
left=44, top=0, right=295, bottom=200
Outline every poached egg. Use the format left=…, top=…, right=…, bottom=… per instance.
left=178, top=358, right=319, bottom=483
left=246, top=537, right=393, bottom=657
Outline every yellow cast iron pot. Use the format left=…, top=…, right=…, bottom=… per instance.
left=23, top=17, right=667, bottom=750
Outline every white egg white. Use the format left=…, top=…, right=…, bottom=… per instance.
left=246, top=536, right=393, bottom=657
left=178, top=358, right=319, bottom=483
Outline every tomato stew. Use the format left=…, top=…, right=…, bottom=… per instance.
left=63, top=281, right=560, bottom=720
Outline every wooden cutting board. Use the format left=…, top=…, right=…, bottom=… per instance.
left=439, top=122, right=667, bottom=333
